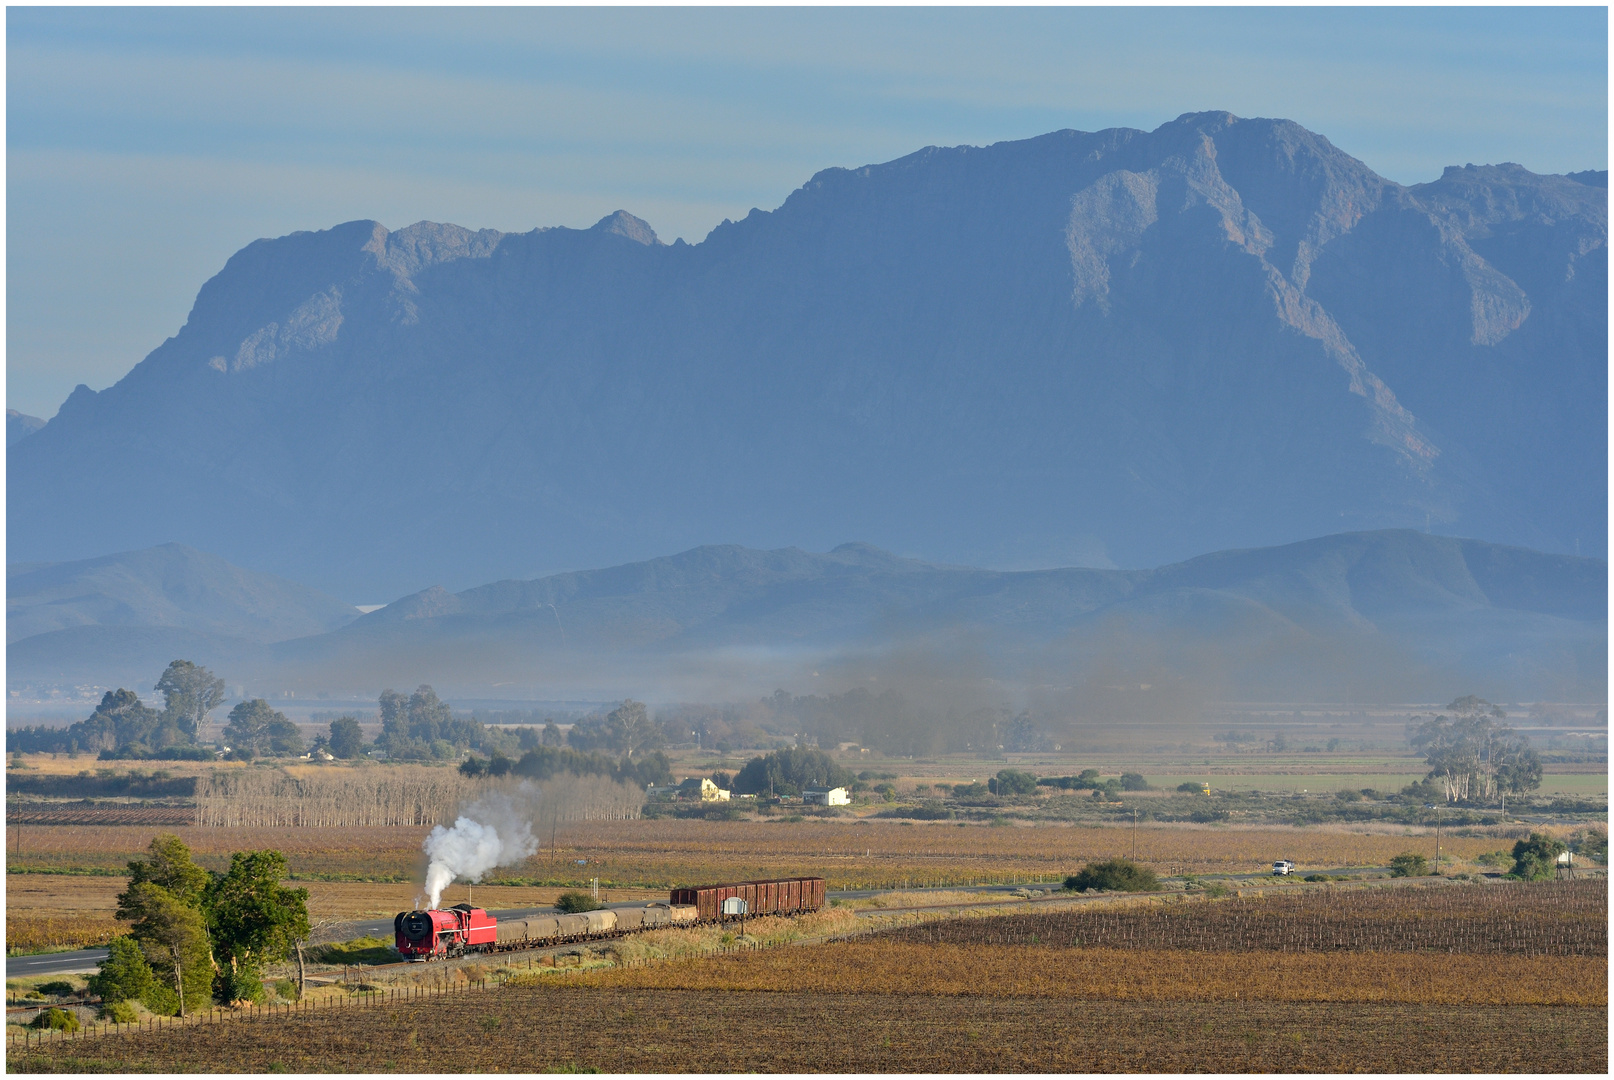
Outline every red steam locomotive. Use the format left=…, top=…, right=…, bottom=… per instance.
left=393, top=877, right=825, bottom=961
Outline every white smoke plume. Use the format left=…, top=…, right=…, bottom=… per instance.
left=421, top=782, right=540, bottom=909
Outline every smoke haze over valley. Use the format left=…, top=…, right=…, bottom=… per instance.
left=8, top=530, right=1603, bottom=713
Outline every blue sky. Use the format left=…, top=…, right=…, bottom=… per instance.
left=7, top=6, right=1607, bottom=419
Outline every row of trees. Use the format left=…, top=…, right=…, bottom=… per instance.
left=1411, top=697, right=1542, bottom=806
left=730, top=747, right=855, bottom=797
left=5, top=659, right=313, bottom=761
left=8, top=661, right=227, bottom=757
left=88, top=835, right=309, bottom=1015
left=459, top=743, right=673, bottom=789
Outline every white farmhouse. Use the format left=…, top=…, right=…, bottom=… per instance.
left=803, top=785, right=851, bottom=806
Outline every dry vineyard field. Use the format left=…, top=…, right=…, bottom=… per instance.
left=7, top=818, right=1513, bottom=885
left=12, top=880, right=1606, bottom=1073
left=9, top=992, right=1604, bottom=1073
left=880, top=879, right=1607, bottom=956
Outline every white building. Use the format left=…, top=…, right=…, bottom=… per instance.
left=803, top=786, right=851, bottom=806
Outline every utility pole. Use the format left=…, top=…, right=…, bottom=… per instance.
left=1434, top=805, right=1441, bottom=875
left=1132, top=807, right=1138, bottom=861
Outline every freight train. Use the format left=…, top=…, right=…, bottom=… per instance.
left=393, top=876, right=826, bottom=961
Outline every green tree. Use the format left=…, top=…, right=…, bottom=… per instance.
left=205, top=850, right=310, bottom=1004
left=1065, top=859, right=1161, bottom=892
left=114, top=834, right=213, bottom=1015
left=1412, top=697, right=1535, bottom=805
left=154, top=661, right=227, bottom=741
left=327, top=715, right=365, bottom=759
left=1510, top=833, right=1566, bottom=880
left=988, top=769, right=1039, bottom=796
left=1120, top=772, right=1151, bottom=791
left=120, top=833, right=210, bottom=911
left=605, top=700, right=662, bottom=758
left=122, top=882, right=212, bottom=1015
left=1389, top=853, right=1428, bottom=877
left=375, top=685, right=482, bottom=759
left=223, top=699, right=303, bottom=757
left=1496, top=746, right=1543, bottom=802
left=86, top=935, right=157, bottom=1006
left=731, top=748, right=854, bottom=795
left=72, top=688, right=175, bottom=755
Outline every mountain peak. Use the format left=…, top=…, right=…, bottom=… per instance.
left=591, top=210, right=660, bottom=246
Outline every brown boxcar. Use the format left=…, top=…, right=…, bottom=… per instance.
left=670, top=877, right=826, bottom=921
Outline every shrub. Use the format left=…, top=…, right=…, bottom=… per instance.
left=1511, top=833, right=1566, bottom=881
left=1064, top=858, right=1161, bottom=893
left=30, top=1007, right=79, bottom=1032
left=274, top=979, right=299, bottom=1000
left=1203, top=883, right=1232, bottom=898
left=1176, top=782, right=1201, bottom=793
left=555, top=891, right=604, bottom=914
left=100, top=1000, right=138, bottom=1023
left=1389, top=853, right=1428, bottom=877
left=306, top=936, right=395, bottom=965
left=36, top=980, right=75, bottom=998
left=1119, top=773, right=1150, bottom=792
left=215, top=966, right=264, bottom=1005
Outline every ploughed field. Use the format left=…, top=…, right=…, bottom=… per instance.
left=14, top=880, right=1606, bottom=1073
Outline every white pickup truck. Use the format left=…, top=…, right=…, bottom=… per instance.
left=1272, top=860, right=1297, bottom=876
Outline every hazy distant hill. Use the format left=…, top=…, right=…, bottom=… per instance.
left=7, top=409, right=44, bottom=446
left=7, top=113, right=1604, bottom=596
left=264, top=529, right=1603, bottom=704
left=8, top=531, right=1602, bottom=704
left=8, top=543, right=358, bottom=645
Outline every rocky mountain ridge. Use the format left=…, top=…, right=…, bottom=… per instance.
left=8, top=112, right=1605, bottom=596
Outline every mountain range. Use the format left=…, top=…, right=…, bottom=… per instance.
left=7, top=112, right=1605, bottom=597
left=8, top=530, right=1604, bottom=707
